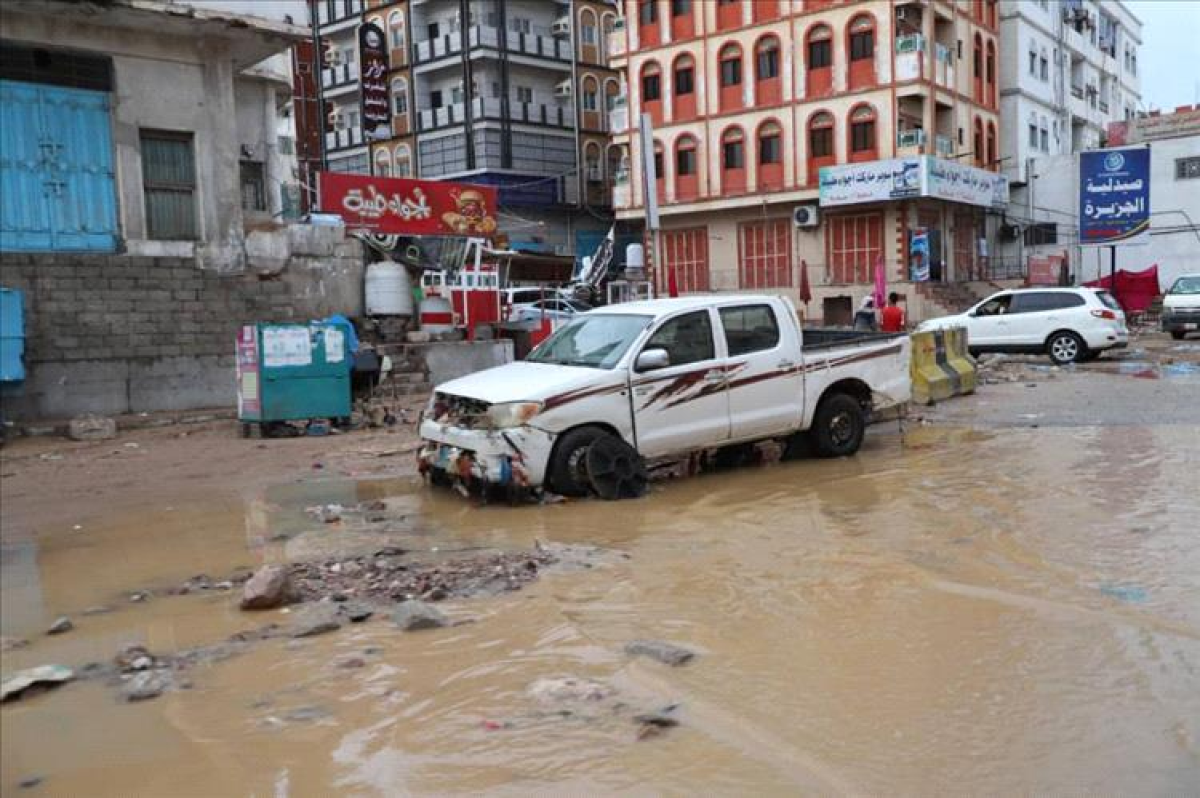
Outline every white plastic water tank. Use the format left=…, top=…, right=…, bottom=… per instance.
left=419, top=296, right=455, bottom=333
left=365, top=261, right=413, bottom=316
left=625, top=243, right=645, bottom=270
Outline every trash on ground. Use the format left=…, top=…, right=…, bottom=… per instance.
left=1, top=665, right=75, bottom=702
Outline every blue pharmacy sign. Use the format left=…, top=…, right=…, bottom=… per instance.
left=1079, top=147, right=1150, bottom=246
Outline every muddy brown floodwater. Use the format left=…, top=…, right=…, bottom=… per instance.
left=3, top=381, right=1200, bottom=794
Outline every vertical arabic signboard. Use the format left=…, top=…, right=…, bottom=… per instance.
left=359, top=22, right=391, bottom=142
left=1079, top=147, right=1150, bottom=246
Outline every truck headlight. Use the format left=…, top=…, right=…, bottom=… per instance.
left=487, top=401, right=542, bottom=429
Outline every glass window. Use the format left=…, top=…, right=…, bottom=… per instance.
left=809, top=125, right=833, bottom=158
left=528, top=314, right=653, bottom=369
left=720, top=305, right=780, bottom=356
left=850, top=30, right=874, bottom=61
left=515, top=86, right=533, bottom=103
left=653, top=151, right=664, bottom=179
left=759, top=131, right=781, bottom=163
left=583, top=25, right=597, bottom=44
left=1096, top=290, right=1124, bottom=309
left=1040, top=126, right=1049, bottom=151
left=642, top=73, right=661, bottom=101
left=1176, top=157, right=1200, bottom=180
left=140, top=129, right=196, bottom=240
left=720, top=54, right=742, bottom=86
left=643, top=311, right=715, bottom=367
left=1028, top=123, right=1038, bottom=148
left=808, top=39, right=832, bottom=69
left=1029, top=49, right=1037, bottom=75
left=676, top=144, right=696, bottom=175
left=639, top=0, right=657, bottom=25
left=239, top=160, right=265, bottom=212
left=675, top=65, right=694, bottom=94
left=975, top=294, right=1012, bottom=316
left=723, top=139, right=744, bottom=169
left=1012, top=292, right=1084, bottom=313
left=756, top=40, right=779, bottom=79
left=671, top=0, right=691, bottom=16
left=851, top=120, right=875, bottom=152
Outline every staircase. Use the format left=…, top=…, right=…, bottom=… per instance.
left=369, top=343, right=434, bottom=406
left=916, top=282, right=990, bottom=317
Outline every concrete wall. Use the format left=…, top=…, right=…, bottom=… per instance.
left=0, top=226, right=365, bottom=420
left=422, top=340, right=515, bottom=386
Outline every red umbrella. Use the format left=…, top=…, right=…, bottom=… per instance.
left=798, top=258, right=812, bottom=306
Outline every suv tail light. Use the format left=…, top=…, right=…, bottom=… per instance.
left=1092, top=309, right=1118, bottom=320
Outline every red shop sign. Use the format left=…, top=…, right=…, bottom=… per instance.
left=318, top=172, right=499, bottom=237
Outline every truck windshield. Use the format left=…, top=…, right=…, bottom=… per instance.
left=1169, top=276, right=1200, bottom=295
left=527, top=314, right=652, bottom=369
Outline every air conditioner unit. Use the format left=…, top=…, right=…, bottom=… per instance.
left=326, top=48, right=344, bottom=67
left=329, top=110, right=347, bottom=130
left=551, top=17, right=570, bottom=37
left=554, top=80, right=573, bottom=98
left=793, top=205, right=819, bottom=228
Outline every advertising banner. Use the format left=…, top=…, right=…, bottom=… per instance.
left=1079, top=147, right=1150, bottom=246
left=318, top=173, right=499, bottom=236
left=358, top=22, right=391, bottom=142
left=820, top=157, right=1007, bottom=210
left=926, top=157, right=1008, bottom=209
left=909, top=228, right=930, bottom=282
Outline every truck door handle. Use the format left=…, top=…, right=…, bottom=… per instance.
left=776, top=360, right=794, bottom=370
left=703, top=370, right=724, bottom=382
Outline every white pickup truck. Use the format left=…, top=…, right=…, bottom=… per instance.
left=418, top=295, right=911, bottom=498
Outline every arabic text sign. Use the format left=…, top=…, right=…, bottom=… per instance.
left=318, top=173, right=499, bottom=237
left=819, top=158, right=923, bottom=207
left=1079, top=147, right=1150, bottom=246
left=926, top=157, right=1008, bottom=209
left=358, top=22, right=392, bottom=142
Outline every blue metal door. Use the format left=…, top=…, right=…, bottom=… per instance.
left=0, top=80, right=117, bottom=252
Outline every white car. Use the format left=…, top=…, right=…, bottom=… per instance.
left=919, top=287, right=1128, bottom=365
left=419, top=295, right=912, bottom=498
left=513, top=297, right=591, bottom=323
left=1162, top=274, right=1200, bottom=340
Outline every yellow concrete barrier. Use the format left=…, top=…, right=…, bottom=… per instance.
left=941, top=326, right=977, bottom=396
left=910, top=330, right=953, bottom=405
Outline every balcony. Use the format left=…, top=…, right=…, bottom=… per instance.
left=1071, top=84, right=1084, bottom=99
left=412, top=25, right=571, bottom=67
left=321, top=63, right=357, bottom=90
left=897, top=128, right=927, bottom=151
left=325, top=127, right=364, bottom=152
left=935, top=134, right=954, bottom=158
left=412, top=33, right=463, bottom=64
left=609, top=102, right=628, bottom=133
left=933, top=43, right=955, bottom=89
left=416, top=98, right=570, bottom=131
left=505, top=28, right=570, bottom=61
left=607, top=30, right=626, bottom=60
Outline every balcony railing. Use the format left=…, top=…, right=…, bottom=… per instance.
left=1071, top=84, right=1084, bottom=99
left=607, top=30, right=626, bottom=59
left=325, top=127, right=364, bottom=151
left=609, top=107, right=629, bottom=132
left=935, top=134, right=954, bottom=158
left=416, top=98, right=570, bottom=131
left=321, top=63, right=357, bottom=89
left=896, top=34, right=926, bottom=53
left=412, top=34, right=463, bottom=64
left=898, top=129, right=927, bottom=149
left=412, top=25, right=570, bottom=65
left=505, top=29, right=570, bottom=60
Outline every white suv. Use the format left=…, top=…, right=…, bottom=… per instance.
left=919, top=287, right=1128, bottom=365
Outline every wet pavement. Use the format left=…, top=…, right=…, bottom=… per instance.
left=3, top=354, right=1200, bottom=794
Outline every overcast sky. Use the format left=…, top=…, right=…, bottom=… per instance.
left=1129, top=0, right=1200, bottom=111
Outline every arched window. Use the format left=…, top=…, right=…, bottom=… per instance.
left=580, top=8, right=598, bottom=47
left=605, top=77, right=621, bottom=114
left=721, top=126, right=746, bottom=193
left=718, top=43, right=743, bottom=112
left=670, top=0, right=694, bottom=40
left=607, top=143, right=626, bottom=188
left=391, top=77, right=408, bottom=117
left=388, top=11, right=405, bottom=52
left=986, top=40, right=996, bottom=107
left=716, top=0, right=741, bottom=31
left=602, top=12, right=616, bottom=64
left=986, top=121, right=997, bottom=169
left=847, top=15, right=876, bottom=90
left=640, top=61, right=663, bottom=124
left=582, top=75, right=599, bottom=114
left=973, top=117, right=984, bottom=168
left=653, top=139, right=665, bottom=202
left=395, top=144, right=412, bottom=177
left=752, top=0, right=779, bottom=23
left=755, top=36, right=781, bottom=104
left=374, top=147, right=392, bottom=178
left=675, top=135, right=699, bottom=200
left=638, top=0, right=660, bottom=47
left=585, top=141, right=602, bottom=182
left=757, top=121, right=783, bottom=190
left=848, top=104, right=877, bottom=162
left=973, top=34, right=984, bottom=102
left=672, top=54, right=696, bottom=120
left=805, top=24, right=833, bottom=97
left=806, top=111, right=835, bottom=184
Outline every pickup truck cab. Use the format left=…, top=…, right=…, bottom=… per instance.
left=418, top=295, right=911, bottom=497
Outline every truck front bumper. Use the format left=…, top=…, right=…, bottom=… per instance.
left=1162, top=310, right=1200, bottom=333
left=417, top=420, right=555, bottom=490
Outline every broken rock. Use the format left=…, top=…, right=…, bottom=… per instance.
left=68, top=415, right=117, bottom=441
left=120, top=669, right=175, bottom=702
left=1, top=665, right=74, bottom=703
left=624, top=640, right=696, bottom=667
left=46, top=616, right=74, bottom=635
left=392, top=600, right=448, bottom=631
left=288, top=603, right=343, bottom=638
left=240, top=564, right=291, bottom=610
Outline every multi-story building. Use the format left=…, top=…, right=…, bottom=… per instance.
left=315, top=0, right=372, bottom=174
left=996, top=0, right=1141, bottom=276
left=363, top=0, right=416, bottom=179
left=609, top=0, right=1012, bottom=322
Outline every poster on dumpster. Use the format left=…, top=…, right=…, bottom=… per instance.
left=262, top=326, right=312, bottom=368
left=1079, top=147, right=1150, bottom=246
left=236, top=325, right=260, bottom=416
left=358, top=22, right=392, bottom=142
left=319, top=173, right=499, bottom=237
left=324, top=328, right=345, bottom=364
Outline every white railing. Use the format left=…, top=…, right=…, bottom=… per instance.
left=898, top=129, right=926, bottom=148
left=935, top=134, right=954, bottom=157
left=325, top=127, right=364, bottom=151
left=896, top=34, right=926, bottom=53
left=609, top=107, right=629, bottom=132
left=321, top=63, right=356, bottom=89
left=607, top=31, right=626, bottom=59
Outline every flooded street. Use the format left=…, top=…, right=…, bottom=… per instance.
left=3, top=371, right=1200, bottom=795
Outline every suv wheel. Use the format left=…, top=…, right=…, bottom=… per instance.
left=1047, top=331, right=1085, bottom=365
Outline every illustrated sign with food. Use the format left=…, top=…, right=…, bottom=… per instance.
left=318, top=172, right=499, bottom=237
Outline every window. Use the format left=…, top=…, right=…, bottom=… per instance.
left=756, top=37, right=780, bottom=79
left=975, top=295, right=1012, bottom=316
left=809, top=112, right=834, bottom=157
left=239, top=160, right=265, bottom=212
left=1029, top=122, right=1038, bottom=148
left=653, top=150, right=664, bottom=181
left=427, top=22, right=440, bottom=39
left=140, top=129, right=196, bottom=240
left=374, top=149, right=392, bottom=178
left=1040, top=49, right=1048, bottom=80
left=758, top=123, right=781, bottom=164
left=808, top=27, right=832, bottom=68
left=642, top=70, right=661, bottom=101
left=675, top=61, right=694, bottom=94
left=392, top=79, right=408, bottom=115
left=850, top=105, right=876, bottom=153
left=509, top=17, right=531, bottom=34
left=671, top=0, right=691, bottom=16
left=676, top=140, right=696, bottom=175
left=737, top=222, right=791, bottom=289
left=720, top=305, right=781, bottom=355
left=720, top=46, right=742, bottom=86
left=1029, top=48, right=1037, bottom=76
left=639, top=0, right=657, bottom=25
left=1023, top=222, right=1057, bottom=246
left=582, top=24, right=597, bottom=45
left=1040, top=124, right=1049, bottom=152
left=1177, top=157, right=1200, bottom=180
left=583, top=77, right=598, bottom=111
left=849, top=16, right=874, bottom=61
left=388, top=12, right=405, bottom=50
left=516, top=85, right=533, bottom=103
left=662, top=228, right=710, bottom=292
left=1011, top=292, right=1085, bottom=313
left=644, top=311, right=714, bottom=367
left=722, top=129, right=745, bottom=169
left=827, top=213, right=882, bottom=284
left=430, top=89, right=443, bottom=109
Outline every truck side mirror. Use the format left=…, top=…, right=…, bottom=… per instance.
left=635, top=348, right=670, bottom=372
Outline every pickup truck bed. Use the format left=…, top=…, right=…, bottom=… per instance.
left=801, top=328, right=906, bottom=350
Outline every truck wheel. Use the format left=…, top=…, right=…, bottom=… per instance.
left=547, top=426, right=608, bottom=497
left=1047, top=331, right=1085, bottom=365
left=810, top=394, right=866, bottom=458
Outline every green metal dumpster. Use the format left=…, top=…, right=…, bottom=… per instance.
left=236, top=322, right=351, bottom=435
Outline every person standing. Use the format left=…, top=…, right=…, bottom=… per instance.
left=853, top=296, right=877, bottom=331
left=880, top=292, right=905, bottom=332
